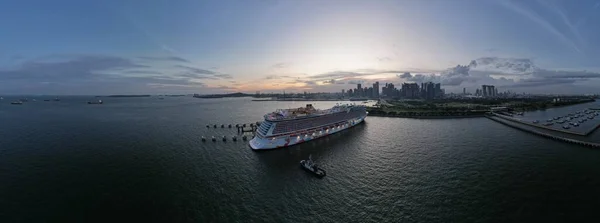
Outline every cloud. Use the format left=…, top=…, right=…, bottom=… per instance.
left=498, top=78, right=577, bottom=88
left=377, top=57, right=393, bottom=62
left=534, top=0, right=585, bottom=47
left=347, top=80, right=364, bottom=85
left=398, top=72, right=412, bottom=78
left=533, top=70, right=600, bottom=79
left=272, top=62, right=291, bottom=69
left=392, top=56, right=600, bottom=89
left=323, top=79, right=336, bottom=84
left=172, top=64, right=233, bottom=79
left=308, top=70, right=410, bottom=81
left=265, top=75, right=293, bottom=80
left=213, top=74, right=233, bottom=79
left=174, top=65, right=216, bottom=75
left=469, top=57, right=536, bottom=74
left=123, top=70, right=163, bottom=75
left=304, top=80, right=317, bottom=86
left=0, top=55, right=146, bottom=81
left=177, top=72, right=218, bottom=79
left=397, top=65, right=475, bottom=86
left=0, top=55, right=209, bottom=94
left=138, top=56, right=190, bottom=63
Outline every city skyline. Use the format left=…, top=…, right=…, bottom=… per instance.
left=1, top=0, right=600, bottom=95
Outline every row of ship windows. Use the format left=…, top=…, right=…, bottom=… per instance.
left=272, top=111, right=363, bottom=134
left=269, top=123, right=354, bottom=141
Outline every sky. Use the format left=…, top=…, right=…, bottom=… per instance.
left=1, top=0, right=600, bottom=95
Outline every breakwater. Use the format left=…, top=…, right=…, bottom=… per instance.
left=367, top=112, right=485, bottom=119
left=487, top=114, right=600, bottom=148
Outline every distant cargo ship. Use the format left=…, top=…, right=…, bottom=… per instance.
left=249, top=104, right=367, bottom=150
left=87, top=100, right=103, bottom=104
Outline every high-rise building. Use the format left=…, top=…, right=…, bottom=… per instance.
left=425, top=82, right=435, bottom=100
left=373, top=82, right=380, bottom=98
left=463, top=88, right=466, bottom=95
left=401, top=83, right=420, bottom=99
left=482, top=85, right=486, bottom=97
left=382, top=83, right=395, bottom=97
left=434, top=83, right=441, bottom=98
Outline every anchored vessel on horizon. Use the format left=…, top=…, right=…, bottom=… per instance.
left=249, top=104, right=368, bottom=150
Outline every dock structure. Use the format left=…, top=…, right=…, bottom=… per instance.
left=491, top=112, right=600, bottom=136
left=233, top=122, right=259, bottom=133
left=206, top=122, right=259, bottom=133
left=486, top=114, right=600, bottom=148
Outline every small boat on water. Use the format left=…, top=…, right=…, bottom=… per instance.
left=87, top=100, right=103, bottom=104
left=11, top=101, right=23, bottom=105
left=53, top=97, right=60, bottom=101
left=300, top=155, right=326, bottom=178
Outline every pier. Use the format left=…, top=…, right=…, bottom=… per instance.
left=201, top=122, right=258, bottom=143
left=486, top=114, right=600, bottom=148
left=492, top=112, right=600, bottom=136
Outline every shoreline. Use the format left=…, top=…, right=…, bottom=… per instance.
left=367, top=113, right=485, bottom=119
left=252, top=99, right=348, bottom=101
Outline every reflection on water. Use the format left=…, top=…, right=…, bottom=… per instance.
left=2, top=97, right=600, bottom=222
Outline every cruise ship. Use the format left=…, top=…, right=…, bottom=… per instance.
left=249, top=104, right=367, bottom=150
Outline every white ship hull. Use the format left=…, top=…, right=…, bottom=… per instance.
left=249, top=114, right=366, bottom=150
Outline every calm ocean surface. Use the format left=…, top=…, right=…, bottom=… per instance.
left=2, top=96, right=600, bottom=222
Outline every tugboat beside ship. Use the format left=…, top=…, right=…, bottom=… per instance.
left=300, top=155, right=326, bottom=178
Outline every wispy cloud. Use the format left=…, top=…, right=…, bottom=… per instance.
left=272, top=62, right=291, bottom=69
left=123, top=70, right=164, bottom=75
left=534, top=0, right=585, bottom=48
left=174, top=65, right=216, bottom=75
left=138, top=56, right=190, bottom=63
left=497, top=0, right=581, bottom=52
left=213, top=74, right=233, bottom=79
left=0, top=55, right=210, bottom=94
left=265, top=75, right=294, bottom=80
left=377, top=57, right=393, bottom=62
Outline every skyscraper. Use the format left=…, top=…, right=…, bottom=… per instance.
left=373, top=82, right=380, bottom=98
left=401, top=83, right=419, bottom=99
left=463, top=88, right=466, bottom=95
left=434, top=83, right=441, bottom=98
left=482, top=85, right=488, bottom=97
